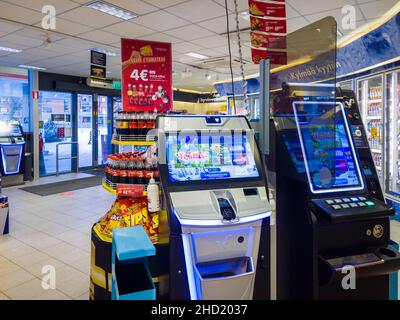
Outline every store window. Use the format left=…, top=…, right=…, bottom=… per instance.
left=0, top=67, right=30, bottom=132
left=38, top=91, right=73, bottom=176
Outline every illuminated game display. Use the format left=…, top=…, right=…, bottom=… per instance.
left=166, top=132, right=260, bottom=182
left=293, top=101, right=364, bottom=193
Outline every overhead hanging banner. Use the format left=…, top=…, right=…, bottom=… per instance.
left=121, top=38, right=172, bottom=113
left=248, top=0, right=287, bottom=65
left=248, top=0, right=286, bottom=18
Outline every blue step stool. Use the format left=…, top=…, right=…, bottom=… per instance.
left=111, top=226, right=156, bottom=300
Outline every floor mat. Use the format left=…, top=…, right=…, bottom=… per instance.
left=80, top=167, right=105, bottom=177
left=20, top=176, right=103, bottom=196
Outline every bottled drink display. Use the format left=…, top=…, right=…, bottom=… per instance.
left=115, top=111, right=157, bottom=136
left=105, top=151, right=159, bottom=185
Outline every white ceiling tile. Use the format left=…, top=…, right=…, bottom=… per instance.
left=0, top=34, right=43, bottom=48
left=191, top=35, right=228, bottom=48
left=359, top=0, right=398, bottom=20
left=51, top=38, right=97, bottom=50
left=103, top=21, right=156, bottom=38
left=137, top=32, right=183, bottom=44
left=172, top=42, right=206, bottom=54
left=164, top=25, right=215, bottom=41
left=22, top=47, right=65, bottom=58
left=165, top=0, right=226, bottom=23
left=3, top=0, right=80, bottom=13
left=0, top=2, right=43, bottom=25
left=133, top=10, right=190, bottom=31
left=106, top=0, right=158, bottom=15
left=13, top=28, right=65, bottom=42
left=33, top=18, right=94, bottom=36
left=42, top=41, right=88, bottom=54
left=305, top=6, right=364, bottom=29
left=142, top=0, right=190, bottom=9
left=197, top=14, right=249, bottom=34
left=287, top=0, right=357, bottom=15
left=77, top=30, right=121, bottom=45
left=0, top=21, right=24, bottom=36
left=287, top=16, right=310, bottom=33
left=58, top=6, right=122, bottom=28
left=212, top=0, right=249, bottom=13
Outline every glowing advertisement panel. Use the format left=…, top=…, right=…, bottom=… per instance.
left=293, top=101, right=364, bottom=194
left=166, top=132, right=260, bottom=183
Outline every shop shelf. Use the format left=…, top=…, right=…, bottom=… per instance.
left=371, top=149, right=382, bottom=153
left=366, top=116, right=382, bottom=120
left=368, top=99, right=383, bottom=103
left=102, top=179, right=149, bottom=196
left=112, top=134, right=156, bottom=146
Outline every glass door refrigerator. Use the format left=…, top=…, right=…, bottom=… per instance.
left=357, top=75, right=384, bottom=184
left=384, top=71, right=400, bottom=201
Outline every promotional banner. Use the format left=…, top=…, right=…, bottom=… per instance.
left=121, top=39, right=172, bottom=112
left=248, top=0, right=286, bottom=18
left=249, top=0, right=287, bottom=66
left=251, top=32, right=286, bottom=49
left=251, top=48, right=287, bottom=65
left=250, top=16, right=287, bottom=33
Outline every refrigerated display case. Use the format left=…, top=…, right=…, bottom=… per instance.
left=385, top=71, right=400, bottom=199
left=357, top=75, right=384, bottom=182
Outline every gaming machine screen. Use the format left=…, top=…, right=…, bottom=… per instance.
left=166, top=132, right=260, bottom=182
left=293, top=102, right=364, bottom=193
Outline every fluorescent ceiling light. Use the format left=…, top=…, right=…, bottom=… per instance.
left=86, top=1, right=137, bottom=20
left=0, top=46, right=22, bottom=53
left=18, top=65, right=46, bottom=71
left=185, top=52, right=208, bottom=59
left=89, top=48, right=118, bottom=57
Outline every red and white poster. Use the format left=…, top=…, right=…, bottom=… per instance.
left=251, top=32, right=286, bottom=50
left=250, top=16, right=286, bottom=34
left=248, top=0, right=286, bottom=18
left=121, top=38, right=172, bottom=113
left=248, top=0, right=287, bottom=66
left=251, top=49, right=287, bottom=65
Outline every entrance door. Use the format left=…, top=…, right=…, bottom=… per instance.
left=77, top=94, right=93, bottom=169
left=77, top=94, right=113, bottom=169
left=38, top=91, right=73, bottom=176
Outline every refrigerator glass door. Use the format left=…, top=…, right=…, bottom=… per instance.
left=357, top=75, right=384, bottom=183
left=385, top=71, right=400, bottom=199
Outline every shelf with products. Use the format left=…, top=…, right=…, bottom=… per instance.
left=366, top=116, right=382, bottom=120
left=371, top=149, right=382, bottom=153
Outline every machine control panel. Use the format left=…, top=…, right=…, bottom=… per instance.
left=311, top=197, right=394, bottom=222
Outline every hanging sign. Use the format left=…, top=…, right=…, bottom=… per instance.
left=121, top=38, right=172, bottom=112
left=250, top=16, right=287, bottom=33
left=250, top=32, right=286, bottom=49
left=248, top=0, right=286, bottom=18
left=248, top=0, right=287, bottom=66
left=251, top=49, right=287, bottom=65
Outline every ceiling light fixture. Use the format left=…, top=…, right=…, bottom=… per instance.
left=0, top=46, right=22, bottom=53
left=86, top=1, right=138, bottom=20
left=185, top=52, right=208, bottom=60
left=89, top=48, right=118, bottom=57
left=18, top=65, right=47, bottom=71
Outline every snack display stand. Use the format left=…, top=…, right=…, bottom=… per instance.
left=90, top=112, right=168, bottom=300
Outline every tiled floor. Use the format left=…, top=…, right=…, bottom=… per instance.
left=1, top=173, right=400, bottom=300
left=0, top=173, right=115, bottom=300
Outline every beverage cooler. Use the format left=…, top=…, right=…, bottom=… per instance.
left=356, top=70, right=400, bottom=203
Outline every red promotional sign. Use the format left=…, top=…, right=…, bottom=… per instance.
left=251, top=32, right=286, bottom=50
left=250, top=16, right=286, bottom=34
left=251, top=48, right=287, bottom=65
left=248, top=0, right=286, bottom=18
left=121, top=39, right=172, bottom=113
left=116, top=184, right=146, bottom=197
